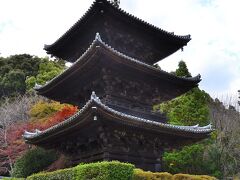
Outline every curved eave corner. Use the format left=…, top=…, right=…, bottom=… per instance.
left=35, top=33, right=200, bottom=94
left=43, top=0, right=191, bottom=53
left=23, top=91, right=214, bottom=144
left=43, top=44, right=51, bottom=53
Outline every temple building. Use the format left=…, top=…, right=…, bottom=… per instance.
left=23, top=0, right=213, bottom=172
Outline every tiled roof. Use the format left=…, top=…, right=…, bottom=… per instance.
left=35, top=33, right=200, bottom=92
left=44, top=0, right=190, bottom=51
left=44, top=0, right=191, bottom=63
left=23, top=92, right=213, bottom=144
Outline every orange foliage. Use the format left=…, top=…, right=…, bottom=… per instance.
left=28, top=105, right=78, bottom=131
left=2, top=105, right=78, bottom=165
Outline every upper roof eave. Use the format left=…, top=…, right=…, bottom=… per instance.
left=23, top=92, right=213, bottom=144
left=44, top=0, right=191, bottom=62
left=44, top=0, right=191, bottom=50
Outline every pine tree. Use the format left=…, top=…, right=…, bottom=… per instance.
left=175, top=60, right=191, bottom=77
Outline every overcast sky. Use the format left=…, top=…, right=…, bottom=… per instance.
left=0, top=0, right=239, bottom=100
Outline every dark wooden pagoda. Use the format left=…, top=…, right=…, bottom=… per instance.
left=23, top=0, right=213, bottom=172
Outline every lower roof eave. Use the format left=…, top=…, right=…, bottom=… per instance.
left=23, top=92, right=213, bottom=145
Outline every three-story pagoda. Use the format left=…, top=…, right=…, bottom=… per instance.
left=23, top=0, right=212, bottom=171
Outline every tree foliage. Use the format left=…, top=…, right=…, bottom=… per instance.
left=27, top=104, right=78, bottom=131
left=0, top=54, right=41, bottom=98
left=0, top=94, right=77, bottom=175
left=154, top=61, right=211, bottom=126
left=25, top=58, right=65, bottom=90
left=0, top=95, right=41, bottom=175
left=209, top=98, right=240, bottom=178
left=0, top=54, right=40, bottom=77
left=29, top=101, right=67, bottom=120
left=0, top=54, right=65, bottom=98
left=163, top=142, right=222, bottom=177
left=175, top=60, right=191, bottom=77
left=155, top=88, right=211, bottom=126
left=155, top=61, right=221, bottom=178
left=0, top=70, right=26, bottom=96
left=12, top=147, right=58, bottom=178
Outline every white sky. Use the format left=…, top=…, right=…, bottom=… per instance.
left=0, top=0, right=239, bottom=100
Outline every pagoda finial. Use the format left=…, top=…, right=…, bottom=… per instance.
left=91, top=91, right=97, bottom=100
left=91, top=91, right=101, bottom=102
left=95, top=32, right=102, bottom=42
left=110, top=0, right=120, bottom=8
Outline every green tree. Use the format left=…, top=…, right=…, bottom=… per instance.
left=0, top=70, right=26, bottom=97
left=175, top=60, right=191, bottom=77
left=25, top=57, right=65, bottom=90
left=0, top=54, right=65, bottom=97
left=0, top=54, right=43, bottom=97
left=163, top=142, right=222, bottom=177
left=155, top=88, right=210, bottom=126
left=155, top=60, right=220, bottom=177
left=1, top=54, right=42, bottom=77
left=154, top=60, right=210, bottom=126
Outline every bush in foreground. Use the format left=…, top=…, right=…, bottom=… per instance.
left=26, top=168, right=74, bottom=180
left=27, top=161, right=134, bottom=180
left=75, top=161, right=134, bottom=180
left=133, top=168, right=173, bottom=180
left=12, top=147, right=58, bottom=178
left=23, top=161, right=216, bottom=180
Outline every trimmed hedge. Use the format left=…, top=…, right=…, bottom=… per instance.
left=25, top=161, right=134, bottom=180
left=2, top=178, right=24, bottom=180
left=172, top=174, right=217, bottom=180
left=133, top=169, right=217, bottom=180
left=27, top=168, right=74, bottom=180
left=19, top=161, right=217, bottom=180
left=75, top=161, right=134, bottom=180
left=133, top=169, right=172, bottom=180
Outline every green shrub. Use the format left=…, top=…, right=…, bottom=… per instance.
left=133, top=169, right=216, bottom=180
left=154, top=172, right=173, bottom=180
left=2, top=178, right=24, bottom=180
left=163, top=144, right=207, bottom=174
left=12, top=147, right=58, bottom=178
left=198, top=175, right=217, bottom=180
left=26, top=168, right=75, bottom=180
left=133, top=168, right=172, bottom=180
left=18, top=161, right=217, bottom=180
left=75, top=161, right=134, bottom=180
left=172, top=174, right=217, bottom=180
left=24, top=161, right=134, bottom=180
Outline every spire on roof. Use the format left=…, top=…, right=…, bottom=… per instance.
left=110, top=0, right=120, bottom=8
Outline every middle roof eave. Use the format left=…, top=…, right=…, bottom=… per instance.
left=36, top=33, right=200, bottom=96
